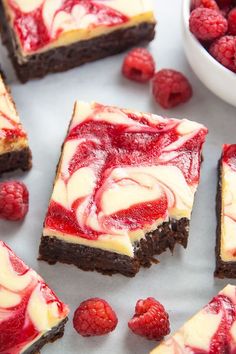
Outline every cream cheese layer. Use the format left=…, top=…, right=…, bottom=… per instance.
left=0, top=75, right=28, bottom=154
left=43, top=101, right=208, bottom=257
left=220, top=144, right=236, bottom=262
left=2, top=0, right=156, bottom=57
left=0, top=241, right=69, bottom=354
left=151, top=284, right=236, bottom=354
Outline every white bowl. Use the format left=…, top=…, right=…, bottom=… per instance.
left=182, top=0, right=236, bottom=106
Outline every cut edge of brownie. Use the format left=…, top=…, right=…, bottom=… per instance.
left=23, top=317, right=68, bottom=354
left=39, top=218, right=189, bottom=277
left=0, top=69, right=32, bottom=175
left=0, top=1, right=155, bottom=83
left=214, top=161, right=236, bottom=279
left=0, top=147, right=32, bottom=176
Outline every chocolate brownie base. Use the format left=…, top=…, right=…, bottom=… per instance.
left=215, top=162, right=236, bottom=278
left=23, top=318, right=68, bottom=354
left=39, top=218, right=189, bottom=277
left=0, top=3, right=155, bottom=83
left=0, top=147, right=32, bottom=175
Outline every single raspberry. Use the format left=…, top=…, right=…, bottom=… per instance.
left=228, top=8, right=236, bottom=34
left=122, top=48, right=155, bottom=83
left=209, top=35, right=236, bottom=71
left=152, top=69, right=192, bottom=109
left=192, top=0, right=220, bottom=11
left=128, top=297, right=170, bottom=341
left=0, top=181, right=29, bottom=221
left=189, top=8, right=228, bottom=40
left=73, top=298, right=118, bottom=337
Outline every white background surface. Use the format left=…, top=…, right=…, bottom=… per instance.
left=0, top=1, right=236, bottom=353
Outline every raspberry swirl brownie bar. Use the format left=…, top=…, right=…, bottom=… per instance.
left=39, top=101, right=208, bottom=277
left=0, top=241, right=69, bottom=354
left=0, top=74, right=31, bottom=175
left=151, top=284, right=236, bottom=353
left=215, top=145, right=236, bottom=278
left=0, top=0, right=156, bottom=82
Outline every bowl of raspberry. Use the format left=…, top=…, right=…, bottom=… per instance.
left=182, top=0, right=236, bottom=106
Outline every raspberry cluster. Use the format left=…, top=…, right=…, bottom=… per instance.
left=122, top=48, right=192, bottom=109
left=73, top=297, right=170, bottom=340
left=190, top=0, right=236, bottom=72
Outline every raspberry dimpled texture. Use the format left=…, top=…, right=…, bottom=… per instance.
left=0, top=181, right=29, bottom=221
left=189, top=7, right=228, bottom=40
left=152, top=69, right=193, bottom=109
left=73, top=298, right=118, bottom=337
left=122, top=48, right=155, bottom=83
left=228, top=8, right=236, bottom=35
left=209, top=35, right=236, bottom=72
left=128, top=297, right=170, bottom=341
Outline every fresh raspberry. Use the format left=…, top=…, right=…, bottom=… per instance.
left=0, top=181, right=29, bottom=221
left=209, top=35, right=236, bottom=71
left=228, top=8, right=236, bottom=34
left=122, top=48, right=155, bottom=83
left=128, top=297, right=170, bottom=341
left=152, top=69, right=192, bottom=109
left=73, top=298, right=118, bottom=337
left=189, top=8, right=228, bottom=40
left=192, top=0, right=220, bottom=11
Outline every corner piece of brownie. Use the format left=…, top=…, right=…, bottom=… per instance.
left=0, top=240, right=69, bottom=353
left=39, top=101, right=208, bottom=277
left=151, top=284, right=236, bottom=353
left=0, top=73, right=32, bottom=175
left=215, top=144, right=236, bottom=279
left=0, top=0, right=156, bottom=82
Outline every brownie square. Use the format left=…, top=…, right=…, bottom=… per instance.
left=39, top=101, right=208, bottom=277
left=0, top=241, right=69, bottom=353
left=0, top=0, right=156, bottom=82
left=215, top=145, right=236, bottom=278
left=0, top=74, right=32, bottom=175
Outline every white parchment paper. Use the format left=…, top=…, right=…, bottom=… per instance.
left=0, top=1, right=235, bottom=353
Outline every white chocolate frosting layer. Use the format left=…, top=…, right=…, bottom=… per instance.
left=151, top=284, right=236, bottom=354
left=0, top=75, right=28, bottom=154
left=220, top=145, right=236, bottom=262
left=0, top=241, right=69, bottom=354
left=2, top=0, right=156, bottom=56
left=43, top=101, right=208, bottom=257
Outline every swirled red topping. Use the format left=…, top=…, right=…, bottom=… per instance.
left=0, top=241, right=69, bottom=354
left=0, top=76, right=27, bottom=142
left=44, top=102, right=208, bottom=244
left=219, top=145, right=236, bottom=261
left=152, top=285, right=236, bottom=354
left=6, top=0, right=129, bottom=53
left=223, top=144, right=236, bottom=171
left=189, top=294, right=236, bottom=353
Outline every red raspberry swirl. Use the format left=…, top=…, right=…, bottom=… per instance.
left=45, top=103, right=208, bottom=242
left=8, top=0, right=129, bottom=53
left=0, top=241, right=69, bottom=353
